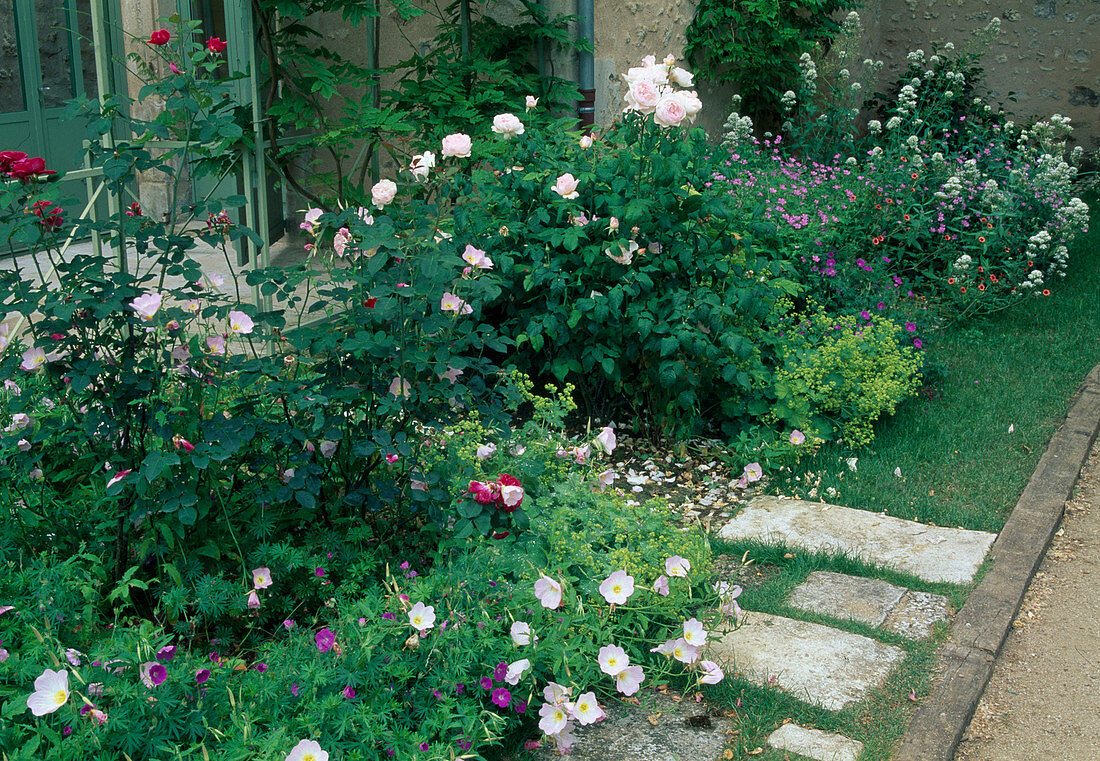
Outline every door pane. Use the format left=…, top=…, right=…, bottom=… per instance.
left=35, top=0, right=74, bottom=108
left=74, top=0, right=97, bottom=99
left=0, top=0, right=26, bottom=112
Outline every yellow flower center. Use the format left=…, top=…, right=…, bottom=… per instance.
left=612, top=584, right=622, bottom=594
left=303, top=755, right=316, bottom=761
left=412, top=616, right=422, bottom=626
left=53, top=689, right=67, bottom=705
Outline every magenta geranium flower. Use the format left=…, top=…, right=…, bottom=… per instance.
left=315, top=628, right=336, bottom=653
left=195, top=669, right=210, bottom=684
left=491, top=687, right=511, bottom=708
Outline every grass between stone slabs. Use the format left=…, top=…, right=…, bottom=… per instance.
left=767, top=191, right=1100, bottom=534
left=709, top=541, right=955, bottom=760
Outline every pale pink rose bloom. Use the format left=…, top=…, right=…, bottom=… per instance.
left=552, top=173, right=580, bottom=200
left=388, top=376, right=411, bottom=398
left=491, top=113, right=525, bottom=138
left=319, top=440, right=338, bottom=458
left=682, top=618, right=708, bottom=647
left=441, top=133, right=472, bottom=158
left=605, top=241, right=638, bottom=264
left=670, top=66, right=694, bottom=87
left=409, top=151, right=435, bottom=180
left=505, top=658, right=531, bottom=685
left=475, top=443, right=496, bottom=459
left=510, top=621, right=533, bottom=646
left=543, top=682, right=571, bottom=705
left=625, top=79, right=660, bottom=113
left=461, top=244, right=493, bottom=269
left=129, top=292, right=163, bottom=321
left=676, top=90, right=703, bottom=118
left=571, top=691, right=606, bottom=725
left=27, top=668, right=69, bottom=716
left=228, top=310, right=254, bottom=335
left=615, top=665, right=645, bottom=695
left=579, top=135, right=593, bottom=149
left=671, top=637, right=699, bottom=664
left=252, top=567, right=273, bottom=589
left=608, top=216, right=619, bottom=231
left=286, top=739, right=329, bottom=761
left=299, top=207, right=323, bottom=234
left=440, top=292, right=472, bottom=315
left=641, top=54, right=657, bottom=67
left=17, top=439, right=30, bottom=452
left=665, top=555, right=690, bottom=577
left=500, top=483, right=524, bottom=508
left=594, top=426, right=616, bottom=454
left=20, top=347, right=46, bottom=372
left=654, top=96, right=687, bottom=127
left=408, top=601, right=436, bottom=631
left=371, top=179, right=397, bottom=208
left=597, top=644, right=629, bottom=675
left=525, top=95, right=539, bottom=110
left=538, top=702, right=569, bottom=735
left=743, top=462, right=763, bottom=482
left=653, top=575, right=670, bottom=596
left=333, top=227, right=351, bottom=257
left=534, top=575, right=563, bottom=609
left=410, top=479, right=428, bottom=491
left=247, top=590, right=261, bottom=609
left=598, top=570, right=635, bottom=605
left=699, top=660, right=724, bottom=684
left=206, top=335, right=227, bottom=355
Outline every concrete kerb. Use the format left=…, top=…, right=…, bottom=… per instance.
left=895, top=364, right=1100, bottom=761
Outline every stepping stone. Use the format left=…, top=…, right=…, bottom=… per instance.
left=767, top=723, right=864, bottom=761
left=787, top=571, right=950, bottom=639
left=529, top=691, right=733, bottom=761
left=710, top=612, right=905, bottom=711
left=882, top=591, right=950, bottom=639
left=788, top=571, right=906, bottom=627
left=717, top=496, right=996, bottom=585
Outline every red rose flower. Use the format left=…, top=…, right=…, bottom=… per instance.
left=149, top=29, right=170, bottom=45
left=9, top=156, right=55, bottom=180
left=206, top=36, right=227, bottom=53
left=29, top=200, right=64, bottom=230
left=0, top=150, right=28, bottom=173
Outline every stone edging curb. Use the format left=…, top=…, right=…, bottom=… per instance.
left=896, top=364, right=1100, bottom=761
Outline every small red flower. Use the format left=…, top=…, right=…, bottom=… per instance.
left=149, top=29, right=170, bottom=45
left=978, top=236, right=986, bottom=243
left=910, top=172, right=918, bottom=179
left=364, top=298, right=377, bottom=309
left=903, top=214, right=911, bottom=221
left=206, top=37, right=227, bottom=53
left=960, top=286, right=967, bottom=293
left=978, top=284, right=986, bottom=291
left=948, top=277, right=956, bottom=285
left=1042, top=289, right=1050, bottom=296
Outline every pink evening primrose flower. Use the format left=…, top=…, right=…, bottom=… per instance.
left=653, top=575, right=670, bottom=596
left=598, top=570, right=635, bottom=605
left=597, top=469, right=618, bottom=491
left=461, top=244, right=493, bottom=270
left=504, top=658, right=531, bottom=685
left=597, top=644, right=629, bottom=676
left=205, top=335, right=226, bottom=355
left=27, top=669, right=69, bottom=715
left=682, top=618, right=708, bottom=647
left=538, top=702, right=569, bottom=735
left=572, top=691, right=606, bottom=725
left=129, top=292, right=162, bottom=321
left=614, top=665, right=645, bottom=696
left=475, top=443, right=496, bottom=459
left=671, top=638, right=699, bottom=664
left=299, top=207, right=323, bottom=234
left=440, top=292, right=472, bottom=315
left=789, top=429, right=806, bottom=445
left=665, top=556, right=690, bottom=578
left=699, top=660, right=725, bottom=685
left=228, top=310, right=254, bottom=335
left=534, top=575, right=563, bottom=609
left=510, top=621, right=533, bottom=646
left=20, top=346, right=47, bottom=371
left=408, top=601, right=436, bottom=632
left=491, top=113, right=525, bottom=138
left=543, top=682, right=571, bottom=706
left=593, top=426, right=616, bottom=454
left=247, top=590, right=261, bottom=609
left=551, top=173, right=580, bottom=199
left=286, top=739, right=329, bottom=761
left=743, top=462, right=763, bottom=482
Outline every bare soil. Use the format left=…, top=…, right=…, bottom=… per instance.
left=955, top=442, right=1100, bottom=761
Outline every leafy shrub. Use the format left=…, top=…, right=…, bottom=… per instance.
left=767, top=309, right=923, bottom=446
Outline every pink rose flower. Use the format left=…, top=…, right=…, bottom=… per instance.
left=552, top=173, right=580, bottom=200
left=625, top=79, right=660, bottom=113
left=491, top=113, right=525, bottom=138
left=409, top=151, right=435, bottom=180
left=654, top=96, right=687, bottom=127
left=371, top=179, right=397, bottom=208
left=441, top=133, right=472, bottom=158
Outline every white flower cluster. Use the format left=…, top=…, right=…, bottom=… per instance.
left=952, top=254, right=973, bottom=272
left=907, top=49, right=926, bottom=65
left=867, top=119, right=882, bottom=134
left=897, top=84, right=918, bottom=114
left=981, top=178, right=1006, bottom=208
left=934, top=175, right=965, bottom=200
left=1019, top=269, right=1045, bottom=290
left=621, top=54, right=701, bottom=128
left=885, top=115, right=903, bottom=130
left=721, top=98, right=755, bottom=147
left=798, top=52, right=818, bottom=96
left=779, top=90, right=797, bottom=113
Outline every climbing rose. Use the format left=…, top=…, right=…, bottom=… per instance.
left=653, top=96, right=687, bottom=127
left=371, top=179, right=397, bottom=208
left=441, top=133, right=472, bottom=158
left=205, top=37, right=227, bottom=53
left=149, top=29, right=170, bottom=45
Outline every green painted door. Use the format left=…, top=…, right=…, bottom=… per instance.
left=4, top=0, right=102, bottom=175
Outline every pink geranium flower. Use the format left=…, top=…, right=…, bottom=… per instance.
left=315, top=628, right=336, bottom=653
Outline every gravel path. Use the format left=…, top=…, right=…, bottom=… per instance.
left=955, top=441, right=1100, bottom=761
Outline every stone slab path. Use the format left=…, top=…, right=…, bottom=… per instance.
left=767, top=723, right=865, bottom=761
left=717, top=496, right=996, bottom=585
left=789, top=570, right=950, bottom=639
left=709, top=611, right=905, bottom=711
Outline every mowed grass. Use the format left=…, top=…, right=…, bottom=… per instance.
left=769, top=191, right=1100, bottom=533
